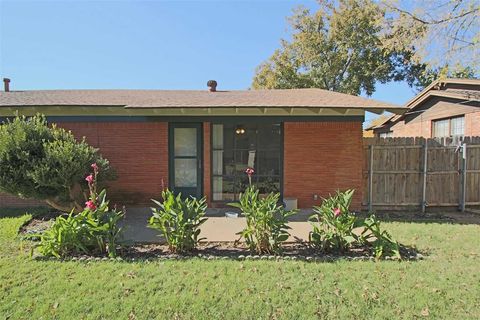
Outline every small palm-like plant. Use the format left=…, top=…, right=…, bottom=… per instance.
left=309, top=189, right=360, bottom=252
left=360, top=214, right=400, bottom=259
left=149, top=190, right=208, bottom=253
left=230, top=186, right=296, bottom=255
left=309, top=190, right=401, bottom=259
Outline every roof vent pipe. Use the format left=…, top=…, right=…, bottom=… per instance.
left=207, top=80, right=217, bottom=92
left=3, top=78, right=10, bottom=92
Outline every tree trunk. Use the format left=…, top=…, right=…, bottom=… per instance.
left=45, top=198, right=83, bottom=213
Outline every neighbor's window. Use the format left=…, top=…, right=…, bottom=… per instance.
left=379, top=131, right=393, bottom=138
left=433, top=116, right=464, bottom=138
left=212, top=123, right=281, bottom=201
left=450, top=117, right=465, bottom=136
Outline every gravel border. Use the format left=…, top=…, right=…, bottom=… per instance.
left=33, top=252, right=424, bottom=263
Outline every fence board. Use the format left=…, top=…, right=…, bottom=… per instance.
left=364, top=136, right=480, bottom=211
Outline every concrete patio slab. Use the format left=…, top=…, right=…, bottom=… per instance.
left=120, top=207, right=313, bottom=243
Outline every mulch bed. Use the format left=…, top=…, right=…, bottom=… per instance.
left=115, top=241, right=421, bottom=261
left=32, top=241, right=422, bottom=262
left=19, top=211, right=62, bottom=240
left=22, top=212, right=425, bottom=262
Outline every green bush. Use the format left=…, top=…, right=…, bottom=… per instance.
left=36, top=164, right=123, bottom=258
left=309, top=189, right=360, bottom=252
left=229, top=186, right=296, bottom=255
left=149, top=190, right=208, bottom=253
left=0, top=114, right=113, bottom=212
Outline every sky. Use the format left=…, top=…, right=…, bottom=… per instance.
left=0, top=0, right=419, bottom=125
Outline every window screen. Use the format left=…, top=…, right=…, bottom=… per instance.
left=212, top=123, right=281, bottom=201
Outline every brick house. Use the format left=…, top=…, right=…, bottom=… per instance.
left=368, top=78, right=480, bottom=138
left=0, top=80, right=404, bottom=210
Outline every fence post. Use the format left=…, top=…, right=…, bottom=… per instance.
left=368, top=145, right=374, bottom=212
left=460, top=143, right=467, bottom=212
left=421, top=140, right=428, bottom=214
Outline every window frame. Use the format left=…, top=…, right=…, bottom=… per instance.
left=379, top=131, right=393, bottom=138
left=432, top=116, right=465, bottom=138
left=210, top=121, right=284, bottom=203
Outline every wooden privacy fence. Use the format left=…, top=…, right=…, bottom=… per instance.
left=363, top=136, right=480, bottom=212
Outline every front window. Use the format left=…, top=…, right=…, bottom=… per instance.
left=433, top=116, right=464, bottom=138
left=212, top=123, right=282, bottom=201
left=379, top=131, right=393, bottom=138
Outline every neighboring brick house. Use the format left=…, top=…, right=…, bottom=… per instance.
left=0, top=80, right=404, bottom=210
left=363, top=114, right=391, bottom=137
left=368, top=78, right=480, bottom=138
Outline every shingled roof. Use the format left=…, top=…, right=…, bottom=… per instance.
left=371, top=78, right=480, bottom=130
left=0, top=88, right=402, bottom=111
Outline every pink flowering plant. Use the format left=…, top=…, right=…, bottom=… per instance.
left=245, top=167, right=255, bottom=185
left=309, top=189, right=360, bottom=252
left=36, top=163, right=124, bottom=258
left=309, top=189, right=400, bottom=259
left=229, top=166, right=296, bottom=254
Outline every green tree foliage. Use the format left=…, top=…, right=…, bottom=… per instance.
left=252, top=0, right=422, bottom=95
left=252, top=0, right=478, bottom=94
left=409, top=65, right=478, bottom=91
left=0, top=114, right=112, bottom=212
left=382, top=0, right=479, bottom=76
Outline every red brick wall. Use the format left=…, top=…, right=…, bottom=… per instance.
left=1, top=120, right=366, bottom=210
left=465, top=111, right=480, bottom=136
left=203, top=122, right=211, bottom=206
left=283, top=121, right=363, bottom=209
left=0, top=193, right=45, bottom=208
left=1, top=121, right=169, bottom=208
left=389, top=119, right=428, bottom=137
left=53, top=122, right=169, bottom=206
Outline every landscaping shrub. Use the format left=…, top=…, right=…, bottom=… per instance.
left=359, top=214, right=400, bottom=259
left=36, top=163, right=124, bottom=258
left=0, top=114, right=113, bottom=212
left=309, top=189, right=360, bottom=252
left=230, top=185, right=296, bottom=255
left=309, top=189, right=401, bottom=259
left=149, top=190, right=208, bottom=253
left=37, top=209, right=99, bottom=257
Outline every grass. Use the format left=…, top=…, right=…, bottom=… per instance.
left=0, top=212, right=479, bottom=319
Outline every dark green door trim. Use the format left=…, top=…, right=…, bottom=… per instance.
left=168, top=123, right=203, bottom=199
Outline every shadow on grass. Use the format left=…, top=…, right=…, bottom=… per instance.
left=0, top=207, right=52, bottom=219
left=357, top=211, right=480, bottom=225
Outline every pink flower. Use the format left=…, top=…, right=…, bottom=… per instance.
left=85, top=200, right=97, bottom=210
left=333, top=208, right=341, bottom=217
left=85, top=174, right=94, bottom=184
left=245, top=167, right=255, bottom=177
left=91, top=163, right=99, bottom=171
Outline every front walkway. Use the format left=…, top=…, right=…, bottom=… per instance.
left=120, top=207, right=313, bottom=243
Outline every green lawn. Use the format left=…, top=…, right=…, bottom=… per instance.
left=0, top=211, right=479, bottom=319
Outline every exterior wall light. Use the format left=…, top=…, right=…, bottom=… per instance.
left=235, top=127, right=245, bottom=135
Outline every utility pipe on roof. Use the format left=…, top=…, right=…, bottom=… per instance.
left=3, top=78, right=10, bottom=92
